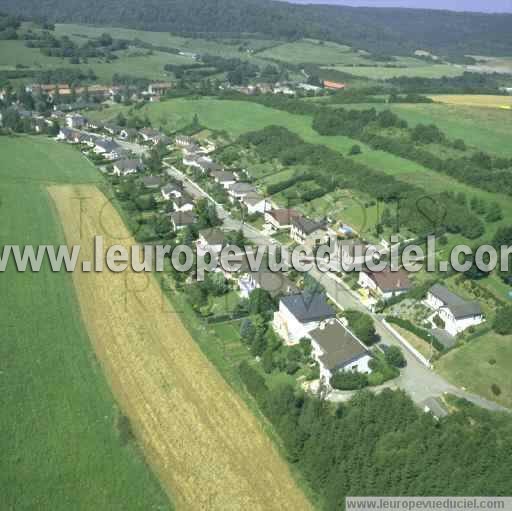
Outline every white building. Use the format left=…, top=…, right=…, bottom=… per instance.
left=113, top=159, right=142, bottom=176
left=273, top=292, right=336, bottom=345
left=425, top=284, right=484, bottom=336
left=196, top=228, right=225, bottom=257
left=290, top=217, right=328, bottom=249
left=161, top=183, right=183, bottom=201
left=309, top=319, right=373, bottom=385
left=65, top=113, right=86, bottom=129
left=238, top=269, right=299, bottom=299
left=228, top=182, right=257, bottom=203
left=243, top=193, right=270, bottom=215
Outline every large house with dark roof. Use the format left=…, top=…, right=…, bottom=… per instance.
left=238, top=269, right=299, bottom=299
left=273, top=292, right=336, bottom=344
left=425, top=284, right=484, bottom=336
left=358, top=267, right=412, bottom=301
left=309, top=319, right=373, bottom=384
left=290, top=217, right=328, bottom=249
left=265, top=209, right=301, bottom=231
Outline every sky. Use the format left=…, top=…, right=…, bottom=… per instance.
left=286, top=0, right=512, bottom=13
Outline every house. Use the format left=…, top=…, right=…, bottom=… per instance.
left=238, top=269, right=299, bottom=299
left=290, top=217, right=328, bottom=248
left=211, top=170, right=237, bottom=189
left=196, top=228, right=225, bottom=256
left=148, top=82, right=173, bottom=96
left=198, top=158, right=222, bottom=174
left=358, top=267, right=412, bottom=301
left=425, top=284, right=483, bottom=336
left=175, top=134, right=194, bottom=147
left=56, top=127, right=77, bottom=142
left=336, top=239, right=375, bottom=271
left=421, top=397, right=449, bottom=420
left=172, top=193, right=195, bottom=212
left=242, top=193, right=269, bottom=215
left=273, top=84, right=295, bottom=96
left=228, top=182, right=257, bottom=203
left=139, top=128, right=165, bottom=145
left=182, top=142, right=201, bottom=157
left=94, top=139, right=122, bottom=160
left=265, top=209, right=301, bottom=231
left=104, top=123, right=121, bottom=136
left=161, top=183, right=183, bottom=200
left=119, top=128, right=138, bottom=141
left=323, top=80, right=347, bottom=91
left=297, top=83, right=322, bottom=93
left=309, top=319, right=373, bottom=384
left=113, top=159, right=142, bottom=176
left=87, top=119, right=103, bottom=131
left=141, top=176, right=162, bottom=189
left=273, top=292, right=336, bottom=345
left=65, top=113, right=86, bottom=129
left=170, top=211, right=197, bottom=231
left=183, top=153, right=201, bottom=168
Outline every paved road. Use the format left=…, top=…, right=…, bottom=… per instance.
left=163, top=159, right=508, bottom=413
left=309, top=266, right=508, bottom=412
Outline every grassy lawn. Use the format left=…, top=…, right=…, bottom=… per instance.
left=207, top=290, right=241, bottom=314
left=0, top=136, right=172, bottom=510
left=436, top=333, right=512, bottom=408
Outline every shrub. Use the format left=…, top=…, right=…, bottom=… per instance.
left=385, top=346, right=407, bottom=368
left=491, top=384, right=501, bottom=396
left=331, top=371, right=368, bottom=390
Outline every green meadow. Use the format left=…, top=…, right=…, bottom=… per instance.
left=0, top=136, right=172, bottom=511
left=321, top=63, right=464, bottom=79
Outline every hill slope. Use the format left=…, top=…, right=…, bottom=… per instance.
left=1, top=0, right=512, bottom=58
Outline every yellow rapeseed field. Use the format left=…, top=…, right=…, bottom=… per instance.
left=49, top=184, right=312, bottom=511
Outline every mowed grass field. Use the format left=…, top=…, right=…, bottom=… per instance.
left=0, top=137, right=173, bottom=510
left=49, top=184, right=312, bottom=511
left=436, top=333, right=512, bottom=409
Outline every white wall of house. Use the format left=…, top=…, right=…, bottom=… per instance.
left=425, top=292, right=483, bottom=336
left=173, top=203, right=194, bottom=213
left=273, top=302, right=322, bottom=345
left=246, top=200, right=268, bottom=215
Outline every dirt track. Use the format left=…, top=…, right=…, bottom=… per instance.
left=48, top=185, right=312, bottom=511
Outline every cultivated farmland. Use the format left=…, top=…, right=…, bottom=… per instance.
left=0, top=136, right=172, bottom=511
left=430, top=94, right=512, bottom=109
left=49, top=184, right=312, bottom=511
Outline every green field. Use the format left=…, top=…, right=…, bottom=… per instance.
left=0, top=136, right=172, bottom=510
left=0, top=39, right=192, bottom=82
left=347, top=102, right=512, bottom=158
left=92, top=98, right=512, bottom=245
left=436, top=333, right=512, bottom=409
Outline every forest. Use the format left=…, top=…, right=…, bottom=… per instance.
left=239, top=363, right=512, bottom=510
left=2, top=0, right=512, bottom=59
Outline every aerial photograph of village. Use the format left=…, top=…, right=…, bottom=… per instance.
left=1, top=0, right=512, bottom=509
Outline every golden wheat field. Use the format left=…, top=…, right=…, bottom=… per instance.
left=48, top=184, right=312, bottom=511
left=430, top=94, right=512, bottom=109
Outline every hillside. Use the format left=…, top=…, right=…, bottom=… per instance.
left=1, top=0, right=512, bottom=59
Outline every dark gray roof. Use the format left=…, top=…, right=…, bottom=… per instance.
left=162, top=183, right=180, bottom=194
left=229, top=182, right=256, bottom=194
left=211, top=170, right=236, bottom=182
left=429, top=284, right=482, bottom=319
left=281, top=293, right=336, bottom=323
left=421, top=397, right=448, bottom=419
left=173, top=193, right=194, bottom=207
left=95, top=139, right=119, bottom=152
left=141, top=176, right=162, bottom=188
left=170, top=211, right=197, bottom=226
left=199, top=228, right=225, bottom=245
left=115, top=159, right=140, bottom=171
left=251, top=270, right=299, bottom=298
left=292, top=216, right=326, bottom=235
left=310, top=320, right=369, bottom=371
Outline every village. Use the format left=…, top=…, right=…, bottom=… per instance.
left=14, top=84, right=487, bottom=417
